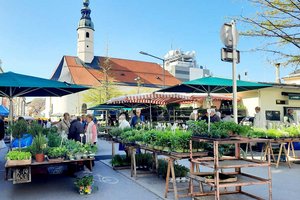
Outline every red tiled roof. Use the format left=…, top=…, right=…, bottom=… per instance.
left=61, top=56, right=181, bottom=87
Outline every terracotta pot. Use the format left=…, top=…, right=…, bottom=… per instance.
left=35, top=153, right=45, bottom=162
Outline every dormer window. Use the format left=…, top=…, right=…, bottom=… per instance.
left=86, top=32, right=90, bottom=38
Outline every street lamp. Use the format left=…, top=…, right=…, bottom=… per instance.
left=139, top=51, right=166, bottom=88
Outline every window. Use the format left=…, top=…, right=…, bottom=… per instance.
left=86, top=32, right=90, bottom=38
left=81, top=103, right=87, bottom=114
left=175, top=69, right=189, bottom=75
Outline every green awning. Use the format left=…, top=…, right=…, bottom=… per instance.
left=159, top=77, right=272, bottom=93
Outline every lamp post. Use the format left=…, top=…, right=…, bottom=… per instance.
left=139, top=51, right=166, bottom=88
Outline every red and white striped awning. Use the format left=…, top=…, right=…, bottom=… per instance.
left=107, top=92, right=238, bottom=105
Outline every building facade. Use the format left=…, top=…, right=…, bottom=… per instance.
left=164, top=49, right=210, bottom=82
left=46, top=0, right=180, bottom=117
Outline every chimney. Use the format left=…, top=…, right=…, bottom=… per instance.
left=275, top=63, right=281, bottom=83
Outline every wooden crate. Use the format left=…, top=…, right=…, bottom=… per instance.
left=13, top=167, right=31, bottom=184
left=7, top=158, right=31, bottom=166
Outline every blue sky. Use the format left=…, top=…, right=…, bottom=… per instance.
left=0, top=0, right=294, bottom=82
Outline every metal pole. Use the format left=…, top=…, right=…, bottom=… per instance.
left=231, top=20, right=238, bottom=124
left=163, top=60, right=166, bottom=88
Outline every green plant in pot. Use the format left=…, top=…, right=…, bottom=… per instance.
left=28, top=121, right=44, bottom=137
left=11, top=119, right=28, bottom=149
left=83, top=143, right=98, bottom=158
left=74, top=175, right=94, bottom=195
left=65, top=140, right=81, bottom=160
left=31, top=133, right=47, bottom=162
left=110, top=127, right=123, bottom=138
left=47, top=146, right=67, bottom=159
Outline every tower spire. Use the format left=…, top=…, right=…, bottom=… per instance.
left=78, top=0, right=94, bottom=30
left=77, top=0, right=95, bottom=63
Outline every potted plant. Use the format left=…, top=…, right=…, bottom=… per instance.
left=11, top=120, right=28, bottom=149
left=47, top=146, right=67, bottom=162
left=84, top=144, right=98, bottom=158
left=109, top=127, right=123, bottom=139
left=65, top=140, right=81, bottom=160
left=31, top=133, right=47, bottom=162
left=74, top=175, right=94, bottom=195
left=6, top=151, right=32, bottom=166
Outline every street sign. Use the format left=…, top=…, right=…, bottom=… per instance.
left=221, top=48, right=240, bottom=63
left=220, top=23, right=239, bottom=48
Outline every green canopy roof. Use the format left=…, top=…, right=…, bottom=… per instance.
left=159, top=77, right=272, bottom=93
left=0, top=71, right=89, bottom=97
left=87, top=104, right=125, bottom=111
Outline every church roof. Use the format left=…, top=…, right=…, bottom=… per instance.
left=51, top=56, right=181, bottom=88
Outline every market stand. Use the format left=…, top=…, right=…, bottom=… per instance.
left=189, top=137, right=272, bottom=200
left=5, top=157, right=94, bottom=184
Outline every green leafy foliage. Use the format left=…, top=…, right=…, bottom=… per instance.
left=47, top=132, right=62, bottom=147
left=6, top=151, right=31, bottom=160
left=31, top=133, right=47, bottom=154
left=11, top=120, right=28, bottom=139
left=27, top=121, right=44, bottom=137
left=111, top=154, right=130, bottom=167
left=135, top=153, right=153, bottom=169
left=110, top=127, right=123, bottom=137
left=74, top=175, right=93, bottom=187
left=158, top=159, right=189, bottom=178
left=187, top=120, right=208, bottom=136
left=48, top=146, right=67, bottom=158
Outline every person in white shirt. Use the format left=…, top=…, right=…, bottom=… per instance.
left=118, top=114, right=130, bottom=130
left=222, top=111, right=234, bottom=122
left=253, top=106, right=266, bottom=129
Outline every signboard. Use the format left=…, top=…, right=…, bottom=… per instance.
left=289, top=95, right=300, bottom=100
left=221, top=48, right=240, bottom=63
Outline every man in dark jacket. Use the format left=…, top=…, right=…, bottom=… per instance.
left=68, top=116, right=84, bottom=141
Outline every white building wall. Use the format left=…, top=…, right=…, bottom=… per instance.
left=239, top=87, right=300, bottom=122
left=190, top=68, right=210, bottom=81
left=58, top=58, right=73, bottom=83
left=47, top=85, right=158, bottom=117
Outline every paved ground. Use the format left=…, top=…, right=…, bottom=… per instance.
left=1, top=139, right=300, bottom=200
left=99, top=139, right=300, bottom=200
left=0, top=141, right=161, bottom=200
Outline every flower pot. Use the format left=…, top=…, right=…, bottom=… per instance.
left=68, top=155, right=75, bottom=160
left=75, top=153, right=82, bottom=160
left=82, top=154, right=88, bottom=159
left=88, top=153, right=95, bottom=158
left=175, top=148, right=184, bottom=153
left=35, top=153, right=44, bottom=162
left=78, top=185, right=92, bottom=195
left=163, top=147, right=170, bottom=152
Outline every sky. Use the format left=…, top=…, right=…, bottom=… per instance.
left=0, top=0, right=295, bottom=83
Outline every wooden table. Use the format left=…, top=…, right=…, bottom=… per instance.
left=261, top=138, right=300, bottom=168
left=127, top=144, right=208, bottom=200
left=5, top=158, right=94, bottom=184
left=189, top=137, right=272, bottom=200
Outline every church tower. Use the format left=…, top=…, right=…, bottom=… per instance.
left=77, top=0, right=94, bottom=63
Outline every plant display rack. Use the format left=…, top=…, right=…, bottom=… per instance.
left=260, top=138, right=300, bottom=168
left=189, top=137, right=272, bottom=200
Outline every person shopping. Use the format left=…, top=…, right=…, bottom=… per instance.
left=85, top=114, right=97, bottom=144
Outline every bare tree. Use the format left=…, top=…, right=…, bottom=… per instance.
left=27, top=98, right=45, bottom=116
left=238, top=0, right=300, bottom=66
